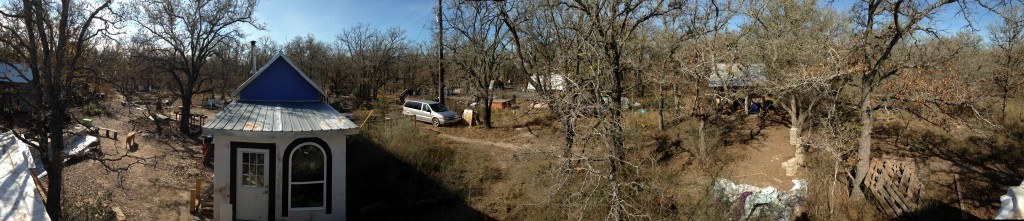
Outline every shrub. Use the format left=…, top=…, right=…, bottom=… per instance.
left=63, top=192, right=116, bottom=221
left=84, top=105, right=105, bottom=116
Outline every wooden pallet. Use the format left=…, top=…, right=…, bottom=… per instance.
left=864, top=158, right=923, bottom=216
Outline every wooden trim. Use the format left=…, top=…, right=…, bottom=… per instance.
left=29, top=169, right=46, bottom=204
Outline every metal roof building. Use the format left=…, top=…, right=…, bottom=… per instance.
left=203, top=53, right=358, bottom=137
left=0, top=63, right=32, bottom=84
left=203, top=52, right=356, bottom=221
left=203, top=101, right=357, bottom=137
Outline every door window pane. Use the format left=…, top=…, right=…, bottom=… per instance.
left=241, top=152, right=265, bottom=187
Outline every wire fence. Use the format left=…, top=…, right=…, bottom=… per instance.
left=358, top=109, right=420, bottom=138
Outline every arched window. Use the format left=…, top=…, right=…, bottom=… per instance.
left=289, top=144, right=325, bottom=210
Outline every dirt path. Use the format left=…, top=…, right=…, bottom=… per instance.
left=421, top=127, right=533, bottom=173
left=726, top=125, right=801, bottom=190
left=435, top=132, right=524, bottom=150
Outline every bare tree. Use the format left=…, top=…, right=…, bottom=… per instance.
left=668, top=0, right=738, bottom=161
left=553, top=1, right=671, bottom=219
left=126, top=0, right=260, bottom=134
left=208, top=38, right=248, bottom=100
left=337, top=24, right=407, bottom=107
left=0, top=0, right=115, bottom=219
left=741, top=0, right=848, bottom=170
left=846, top=0, right=961, bottom=200
left=988, top=4, right=1024, bottom=125
left=446, top=0, right=510, bottom=128
left=284, top=35, right=334, bottom=90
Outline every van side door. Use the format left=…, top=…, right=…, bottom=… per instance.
left=419, top=103, right=432, bottom=121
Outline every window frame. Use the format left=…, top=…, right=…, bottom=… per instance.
left=287, top=142, right=327, bottom=211
left=240, top=151, right=266, bottom=187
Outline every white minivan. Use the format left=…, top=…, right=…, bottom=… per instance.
left=402, top=100, right=460, bottom=126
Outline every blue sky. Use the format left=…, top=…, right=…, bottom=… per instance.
left=241, top=0, right=438, bottom=44
left=240, top=0, right=1003, bottom=44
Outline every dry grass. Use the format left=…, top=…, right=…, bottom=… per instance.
left=347, top=97, right=755, bottom=220
left=348, top=118, right=506, bottom=220
left=345, top=95, right=1024, bottom=220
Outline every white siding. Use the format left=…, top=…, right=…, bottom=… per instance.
left=212, top=134, right=348, bottom=221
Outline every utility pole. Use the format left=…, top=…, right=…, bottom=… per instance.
left=437, top=0, right=446, bottom=104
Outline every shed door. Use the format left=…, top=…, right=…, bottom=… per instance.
left=236, top=148, right=270, bottom=221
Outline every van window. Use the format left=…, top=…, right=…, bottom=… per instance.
left=429, top=103, right=449, bottom=112
left=405, top=102, right=419, bottom=109
left=421, top=104, right=430, bottom=112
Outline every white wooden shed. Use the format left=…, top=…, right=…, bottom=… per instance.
left=203, top=53, right=358, bottom=221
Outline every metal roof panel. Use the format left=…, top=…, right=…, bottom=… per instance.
left=202, top=101, right=357, bottom=134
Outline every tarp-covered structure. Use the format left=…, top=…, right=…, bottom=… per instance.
left=708, top=63, right=768, bottom=88
left=0, top=131, right=50, bottom=221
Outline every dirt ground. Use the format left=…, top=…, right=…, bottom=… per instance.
left=725, top=125, right=801, bottom=190
left=61, top=92, right=215, bottom=220
left=52, top=90, right=1019, bottom=220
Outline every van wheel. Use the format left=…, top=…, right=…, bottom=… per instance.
left=432, top=118, right=441, bottom=127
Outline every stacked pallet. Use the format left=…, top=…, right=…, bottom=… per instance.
left=864, top=158, right=923, bottom=216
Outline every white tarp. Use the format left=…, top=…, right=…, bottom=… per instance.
left=996, top=179, right=1024, bottom=219
left=714, top=178, right=807, bottom=221
left=205, top=99, right=224, bottom=109
left=63, top=135, right=98, bottom=163
left=527, top=74, right=565, bottom=91
left=0, top=132, right=51, bottom=221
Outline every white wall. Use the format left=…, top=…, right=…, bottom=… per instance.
left=212, top=134, right=348, bottom=221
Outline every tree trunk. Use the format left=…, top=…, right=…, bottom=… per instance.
left=851, top=87, right=873, bottom=200
left=744, top=95, right=750, bottom=115
left=563, top=95, right=578, bottom=161
left=1002, top=90, right=1009, bottom=125
left=46, top=94, right=65, bottom=221
left=698, top=117, right=707, bottom=160
left=789, top=97, right=801, bottom=146
left=483, top=96, right=493, bottom=128
left=609, top=56, right=626, bottom=221
left=179, top=92, right=193, bottom=134
left=673, top=84, right=679, bottom=110
left=659, top=83, right=665, bottom=131
left=609, top=158, right=620, bottom=221
left=562, top=114, right=574, bottom=159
